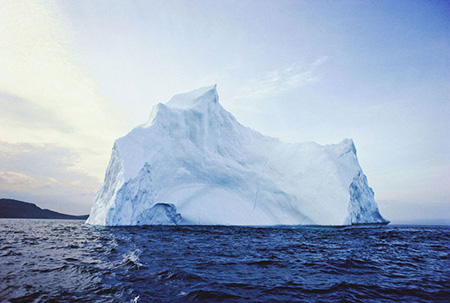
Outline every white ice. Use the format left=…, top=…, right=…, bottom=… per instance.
left=86, top=85, right=388, bottom=226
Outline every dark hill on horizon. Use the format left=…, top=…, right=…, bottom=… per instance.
left=0, top=199, right=88, bottom=220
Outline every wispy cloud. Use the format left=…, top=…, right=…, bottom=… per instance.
left=0, top=141, right=100, bottom=214
left=0, top=1, right=124, bottom=179
left=232, top=56, right=329, bottom=101
left=0, top=91, right=73, bottom=133
left=0, top=1, right=126, bottom=213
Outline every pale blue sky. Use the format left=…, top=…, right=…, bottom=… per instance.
left=0, top=1, right=449, bottom=222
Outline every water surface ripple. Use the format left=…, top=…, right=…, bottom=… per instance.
left=0, top=220, right=449, bottom=302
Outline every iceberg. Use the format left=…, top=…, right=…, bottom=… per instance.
left=86, top=85, right=388, bottom=226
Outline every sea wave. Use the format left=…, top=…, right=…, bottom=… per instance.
left=0, top=220, right=449, bottom=302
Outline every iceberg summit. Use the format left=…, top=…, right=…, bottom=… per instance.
left=87, top=85, right=388, bottom=226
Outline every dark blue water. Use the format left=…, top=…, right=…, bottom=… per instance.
left=0, top=220, right=449, bottom=302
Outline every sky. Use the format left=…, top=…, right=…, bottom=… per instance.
left=0, top=1, right=449, bottom=223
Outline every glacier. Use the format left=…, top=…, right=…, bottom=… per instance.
left=86, top=85, right=388, bottom=226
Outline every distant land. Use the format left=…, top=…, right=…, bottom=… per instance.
left=0, top=199, right=89, bottom=220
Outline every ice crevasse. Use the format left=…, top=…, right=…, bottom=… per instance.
left=86, top=85, right=388, bottom=226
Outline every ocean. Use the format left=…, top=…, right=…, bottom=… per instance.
left=0, top=219, right=449, bottom=302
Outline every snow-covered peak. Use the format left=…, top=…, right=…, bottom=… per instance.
left=143, top=85, right=219, bottom=128
left=166, top=84, right=218, bottom=109
left=327, top=138, right=357, bottom=157
left=340, top=138, right=357, bottom=155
